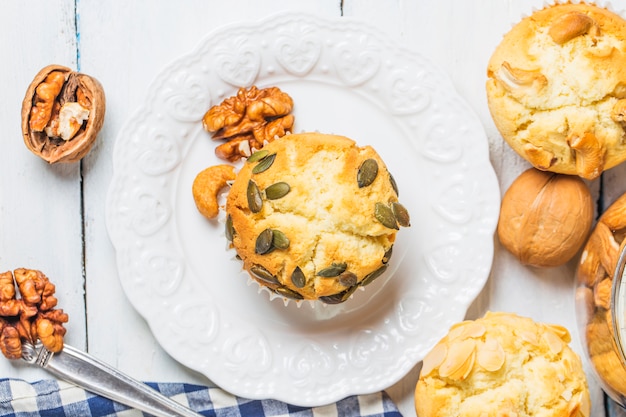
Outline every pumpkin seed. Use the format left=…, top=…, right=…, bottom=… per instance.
left=252, top=153, right=276, bottom=174
left=247, top=149, right=269, bottom=163
left=225, top=215, right=235, bottom=242
left=374, top=202, right=398, bottom=229
left=317, top=262, right=347, bottom=277
left=272, top=229, right=290, bottom=250
left=265, top=182, right=290, bottom=200
left=275, top=286, right=304, bottom=300
left=247, top=180, right=263, bottom=213
left=250, top=265, right=279, bottom=285
left=319, top=294, right=344, bottom=304
left=382, top=246, right=393, bottom=264
left=338, top=271, right=357, bottom=287
left=361, top=264, right=388, bottom=286
left=357, top=159, right=379, bottom=188
left=392, top=202, right=410, bottom=227
left=291, top=267, right=306, bottom=288
left=319, top=285, right=358, bottom=304
left=255, top=228, right=274, bottom=254
left=389, top=173, right=399, bottom=196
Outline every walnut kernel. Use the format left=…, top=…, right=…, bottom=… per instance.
left=202, top=86, right=294, bottom=161
left=0, top=269, right=68, bottom=359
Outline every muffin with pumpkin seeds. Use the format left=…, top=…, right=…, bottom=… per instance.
left=224, top=132, right=409, bottom=303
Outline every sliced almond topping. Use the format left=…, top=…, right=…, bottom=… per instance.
left=448, top=321, right=486, bottom=341
left=518, top=329, right=540, bottom=346
left=543, top=330, right=564, bottom=355
left=544, top=323, right=571, bottom=342
left=421, top=343, right=448, bottom=377
left=462, top=322, right=486, bottom=338
left=561, top=388, right=573, bottom=401
left=476, top=337, right=505, bottom=372
left=439, top=339, right=476, bottom=380
left=447, top=321, right=470, bottom=341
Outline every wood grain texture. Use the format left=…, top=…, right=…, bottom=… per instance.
left=2, top=1, right=625, bottom=416
left=0, top=0, right=85, bottom=380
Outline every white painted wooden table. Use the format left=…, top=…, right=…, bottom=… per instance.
left=2, top=1, right=625, bottom=416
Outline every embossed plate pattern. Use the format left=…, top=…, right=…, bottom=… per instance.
left=105, top=13, right=500, bottom=407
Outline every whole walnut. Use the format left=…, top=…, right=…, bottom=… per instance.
left=497, top=168, right=594, bottom=267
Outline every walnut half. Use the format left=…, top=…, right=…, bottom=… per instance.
left=21, top=65, right=106, bottom=164
left=0, top=269, right=68, bottom=359
left=202, top=86, right=294, bottom=162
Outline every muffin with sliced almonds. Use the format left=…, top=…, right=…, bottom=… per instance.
left=415, top=312, right=590, bottom=417
left=486, top=2, right=626, bottom=179
left=224, top=132, right=409, bottom=304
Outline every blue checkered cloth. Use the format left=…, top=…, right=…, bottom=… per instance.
left=0, top=379, right=402, bottom=417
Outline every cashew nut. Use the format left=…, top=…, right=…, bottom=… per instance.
left=497, top=62, right=547, bottom=95
left=522, top=142, right=556, bottom=170
left=192, top=164, right=236, bottom=219
left=568, top=132, right=605, bottom=179
left=611, top=98, right=626, bottom=124
left=548, top=12, right=598, bottom=45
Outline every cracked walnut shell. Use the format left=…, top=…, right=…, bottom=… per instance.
left=497, top=168, right=593, bottom=267
left=21, top=64, right=106, bottom=163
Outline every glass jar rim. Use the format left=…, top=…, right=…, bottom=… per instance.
left=612, top=244, right=626, bottom=366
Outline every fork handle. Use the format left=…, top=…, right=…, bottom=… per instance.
left=28, top=344, right=203, bottom=417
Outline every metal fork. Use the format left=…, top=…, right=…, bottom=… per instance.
left=21, top=342, right=203, bottom=417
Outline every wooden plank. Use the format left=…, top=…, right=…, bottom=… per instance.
left=0, top=0, right=85, bottom=379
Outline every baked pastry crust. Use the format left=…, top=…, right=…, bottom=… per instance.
left=225, top=132, right=402, bottom=302
left=415, top=312, right=590, bottom=417
left=486, top=3, right=626, bottom=179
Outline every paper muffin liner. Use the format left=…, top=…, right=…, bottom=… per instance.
left=510, top=0, right=626, bottom=28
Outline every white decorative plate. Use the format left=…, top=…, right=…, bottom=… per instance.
left=105, top=12, right=500, bottom=407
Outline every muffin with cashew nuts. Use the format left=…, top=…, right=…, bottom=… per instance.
left=486, top=2, right=626, bottom=179
left=415, top=312, right=590, bottom=417
left=212, top=132, right=410, bottom=304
